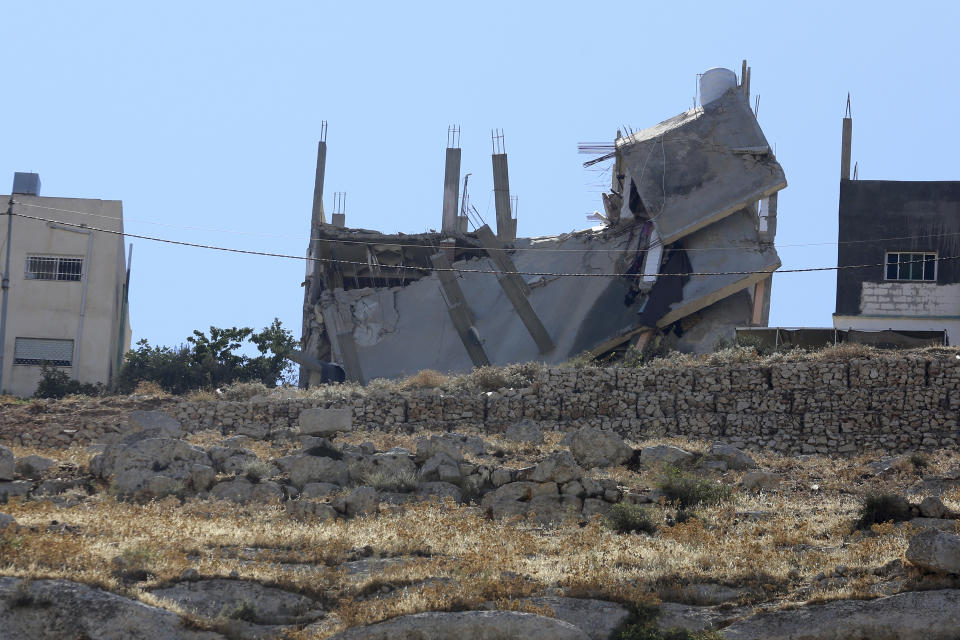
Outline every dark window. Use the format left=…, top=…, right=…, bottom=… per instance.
left=25, top=256, right=83, bottom=281
left=885, top=252, right=937, bottom=281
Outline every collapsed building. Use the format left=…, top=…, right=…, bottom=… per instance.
left=298, top=63, right=786, bottom=385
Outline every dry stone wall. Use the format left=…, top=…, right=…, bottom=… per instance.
left=6, top=355, right=960, bottom=455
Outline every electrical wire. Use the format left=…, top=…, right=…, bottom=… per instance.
left=7, top=208, right=957, bottom=280
left=14, top=200, right=960, bottom=254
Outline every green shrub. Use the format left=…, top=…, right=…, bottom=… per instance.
left=909, top=453, right=929, bottom=472
left=33, top=365, right=104, bottom=399
left=115, top=318, right=296, bottom=394
left=855, top=493, right=912, bottom=530
left=614, top=603, right=725, bottom=640
left=658, top=467, right=732, bottom=510
left=604, top=503, right=657, bottom=535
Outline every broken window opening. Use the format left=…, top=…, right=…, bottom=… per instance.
left=628, top=179, right=648, bottom=218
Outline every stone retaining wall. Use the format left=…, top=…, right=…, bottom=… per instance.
left=8, top=355, right=960, bottom=455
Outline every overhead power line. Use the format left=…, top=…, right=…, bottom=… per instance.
left=15, top=201, right=960, bottom=255
left=8, top=208, right=958, bottom=280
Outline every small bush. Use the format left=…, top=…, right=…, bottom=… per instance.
left=615, top=603, right=724, bottom=640
left=399, top=369, right=452, bottom=390
left=243, top=460, right=276, bottom=483
left=855, top=493, right=912, bottom=530
left=658, top=467, right=732, bottom=510
left=604, top=503, right=657, bottom=535
left=224, top=601, right=257, bottom=622
left=470, top=362, right=541, bottom=391
left=218, top=381, right=270, bottom=401
left=359, top=468, right=419, bottom=493
left=132, top=380, right=168, bottom=397
left=34, top=365, right=104, bottom=399
left=909, top=453, right=929, bottom=472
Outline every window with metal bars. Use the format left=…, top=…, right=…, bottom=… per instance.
left=24, top=256, right=83, bottom=281
left=885, top=252, right=937, bottom=281
left=13, top=337, right=74, bottom=366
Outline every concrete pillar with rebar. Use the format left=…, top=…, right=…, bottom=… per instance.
left=491, top=129, right=516, bottom=241
left=442, top=126, right=462, bottom=235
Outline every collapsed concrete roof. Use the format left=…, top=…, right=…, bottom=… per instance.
left=299, top=64, right=786, bottom=385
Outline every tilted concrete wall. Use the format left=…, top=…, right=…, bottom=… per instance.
left=7, top=354, right=960, bottom=456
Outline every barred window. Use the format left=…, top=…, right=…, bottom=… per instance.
left=885, top=252, right=936, bottom=281
left=13, top=338, right=74, bottom=366
left=25, top=256, right=83, bottom=281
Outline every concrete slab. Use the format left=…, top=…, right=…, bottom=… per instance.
left=618, top=87, right=786, bottom=244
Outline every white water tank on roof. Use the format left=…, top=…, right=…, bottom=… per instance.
left=699, top=67, right=738, bottom=106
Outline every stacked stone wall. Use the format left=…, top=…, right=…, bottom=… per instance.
left=5, top=355, right=960, bottom=455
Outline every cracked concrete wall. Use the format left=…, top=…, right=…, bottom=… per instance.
left=618, top=87, right=786, bottom=244
left=318, top=230, right=641, bottom=380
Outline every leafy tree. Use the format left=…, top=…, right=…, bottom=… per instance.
left=115, top=318, right=295, bottom=394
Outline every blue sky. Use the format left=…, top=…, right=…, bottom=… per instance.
left=3, top=1, right=958, bottom=352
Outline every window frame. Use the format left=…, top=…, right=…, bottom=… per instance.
left=24, top=255, right=84, bottom=282
left=884, top=251, right=937, bottom=282
left=12, top=337, right=75, bottom=367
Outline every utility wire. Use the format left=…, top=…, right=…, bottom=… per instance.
left=14, top=201, right=960, bottom=255
left=9, top=209, right=958, bottom=279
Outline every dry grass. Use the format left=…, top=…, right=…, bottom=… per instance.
left=4, top=434, right=960, bottom=638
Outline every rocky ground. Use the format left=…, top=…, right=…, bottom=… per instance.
left=2, top=399, right=960, bottom=639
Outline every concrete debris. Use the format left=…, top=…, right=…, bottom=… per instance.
left=299, top=67, right=785, bottom=383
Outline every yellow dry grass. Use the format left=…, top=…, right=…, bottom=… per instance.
left=3, top=436, right=960, bottom=638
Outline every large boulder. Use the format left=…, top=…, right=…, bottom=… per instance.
left=90, top=438, right=212, bottom=497
left=907, top=529, right=960, bottom=573
left=706, top=443, right=757, bottom=470
left=327, top=610, right=589, bottom=640
left=14, top=454, right=57, bottom=480
left=207, top=445, right=259, bottom=474
left=288, top=455, right=350, bottom=489
left=481, top=482, right=578, bottom=523
left=640, top=445, right=694, bottom=467
left=722, top=589, right=960, bottom=640
left=0, top=577, right=223, bottom=640
left=522, top=451, right=584, bottom=484
left=523, top=597, right=630, bottom=640
left=420, top=452, right=462, bottom=484
left=150, top=578, right=324, bottom=626
left=0, top=446, right=13, bottom=481
left=504, top=420, right=544, bottom=444
left=128, top=410, right=184, bottom=439
left=332, top=486, right=379, bottom=517
left=568, top=427, right=632, bottom=469
left=415, top=433, right=485, bottom=463
left=0, top=513, right=15, bottom=530
left=299, top=407, right=352, bottom=436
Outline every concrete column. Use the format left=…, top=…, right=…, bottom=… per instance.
left=430, top=253, right=491, bottom=367
left=841, top=117, right=853, bottom=181
left=441, top=148, right=461, bottom=234
left=473, top=226, right=552, bottom=353
left=311, top=140, right=327, bottom=227
left=492, top=153, right=515, bottom=241
left=300, top=132, right=328, bottom=388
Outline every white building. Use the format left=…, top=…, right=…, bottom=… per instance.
left=0, top=173, right=131, bottom=397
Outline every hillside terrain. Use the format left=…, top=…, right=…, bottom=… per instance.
left=2, top=347, right=960, bottom=639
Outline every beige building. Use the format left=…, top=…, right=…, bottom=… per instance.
left=0, top=173, right=131, bottom=397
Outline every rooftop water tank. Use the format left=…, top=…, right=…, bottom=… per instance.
left=699, top=68, right=737, bottom=106
left=12, top=172, right=41, bottom=196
